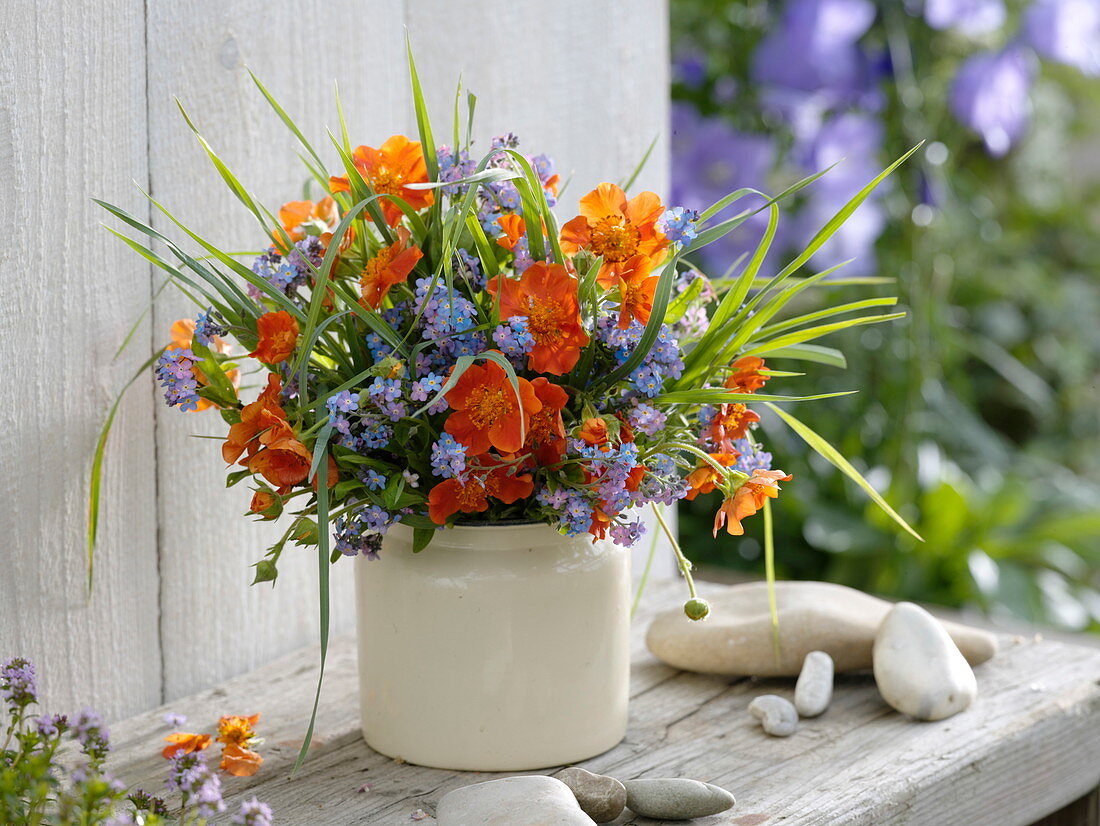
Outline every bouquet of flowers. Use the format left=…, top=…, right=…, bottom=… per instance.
left=92, top=47, right=918, bottom=765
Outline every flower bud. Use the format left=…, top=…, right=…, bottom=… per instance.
left=249, top=489, right=282, bottom=520
left=684, top=597, right=711, bottom=621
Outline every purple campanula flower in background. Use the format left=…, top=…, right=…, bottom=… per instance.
left=923, top=0, right=1006, bottom=36
left=673, top=53, right=708, bottom=88
left=752, top=0, right=880, bottom=119
left=670, top=103, right=779, bottom=276
left=1023, top=0, right=1100, bottom=76
left=795, top=112, right=886, bottom=276
left=949, top=47, right=1035, bottom=156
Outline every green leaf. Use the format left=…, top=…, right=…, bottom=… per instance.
left=293, top=410, right=332, bottom=778
left=412, top=527, right=435, bottom=553
left=765, top=402, right=922, bottom=541
left=753, top=343, right=847, bottom=368
left=225, top=470, right=251, bottom=488
left=740, top=312, right=906, bottom=358
left=88, top=348, right=164, bottom=591
left=655, top=389, right=857, bottom=404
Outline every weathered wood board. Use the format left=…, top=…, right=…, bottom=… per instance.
left=105, top=580, right=1100, bottom=825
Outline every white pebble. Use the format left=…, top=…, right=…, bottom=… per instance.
left=794, top=650, right=834, bottom=717
left=749, top=694, right=798, bottom=736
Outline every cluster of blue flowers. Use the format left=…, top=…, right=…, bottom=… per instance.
left=597, top=318, right=684, bottom=399
left=155, top=348, right=201, bottom=411
left=492, top=317, right=536, bottom=364
left=193, top=308, right=228, bottom=347
left=626, top=401, right=667, bottom=437
left=326, top=389, right=393, bottom=452
left=333, top=502, right=394, bottom=558
left=413, top=276, right=486, bottom=361
left=248, top=237, right=322, bottom=300
left=410, top=372, right=448, bottom=413
left=657, top=206, right=700, bottom=245
left=430, top=432, right=467, bottom=480
left=730, top=437, right=774, bottom=476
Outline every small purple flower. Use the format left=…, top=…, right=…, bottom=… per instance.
left=924, top=0, right=1005, bottom=36
left=233, top=797, right=275, bottom=826
left=431, top=433, right=467, bottom=480
left=949, top=47, right=1035, bottom=156
left=367, top=377, right=406, bottom=422
left=163, top=711, right=188, bottom=728
left=72, top=707, right=110, bottom=759
left=35, top=713, right=64, bottom=737
left=657, top=206, right=700, bottom=245
left=1, top=657, right=36, bottom=706
left=363, top=469, right=386, bottom=490
left=673, top=53, right=708, bottom=88
left=167, top=754, right=225, bottom=819
left=610, top=518, right=647, bottom=548
left=1024, top=0, right=1100, bottom=76
left=154, top=348, right=201, bottom=411
left=193, top=309, right=228, bottom=347
left=492, top=317, right=535, bottom=362
left=627, top=402, right=667, bottom=437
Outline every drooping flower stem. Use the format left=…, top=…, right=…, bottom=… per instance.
left=650, top=502, right=696, bottom=601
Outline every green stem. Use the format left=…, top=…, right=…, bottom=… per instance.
left=631, top=512, right=661, bottom=619
left=763, top=498, right=781, bottom=665
left=650, top=503, right=697, bottom=600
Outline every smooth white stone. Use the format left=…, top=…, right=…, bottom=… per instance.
left=749, top=694, right=798, bottom=736
left=436, top=776, right=596, bottom=826
left=646, top=581, right=998, bottom=677
left=623, top=778, right=735, bottom=819
left=794, top=650, right=834, bottom=717
left=873, top=602, right=978, bottom=721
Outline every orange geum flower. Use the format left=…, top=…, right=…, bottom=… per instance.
left=496, top=213, right=526, bottom=251
left=249, top=489, right=281, bottom=520
left=488, top=261, right=590, bottom=375
left=222, top=374, right=287, bottom=465
left=249, top=310, right=299, bottom=365
left=328, top=135, right=434, bottom=228
left=275, top=196, right=338, bottom=250
left=525, top=377, right=570, bottom=465
left=615, top=254, right=660, bottom=329
left=248, top=436, right=313, bottom=488
left=162, top=732, right=212, bottom=759
left=579, top=417, right=609, bottom=447
left=684, top=452, right=740, bottom=501
left=713, top=469, right=792, bottom=537
left=220, top=743, right=264, bottom=777
left=216, top=713, right=260, bottom=747
left=360, top=227, right=423, bottom=309
left=427, top=460, right=534, bottom=524
left=559, top=182, right=668, bottom=287
left=444, top=359, right=541, bottom=455
left=710, top=402, right=761, bottom=451
left=725, top=356, right=770, bottom=395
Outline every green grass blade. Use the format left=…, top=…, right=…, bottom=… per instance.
left=753, top=343, right=847, bottom=368
left=88, top=349, right=164, bottom=591
left=753, top=297, right=899, bottom=340
left=292, top=413, right=332, bottom=777
left=740, top=312, right=906, bottom=358
left=765, top=402, right=922, bottom=541
left=656, top=389, right=856, bottom=404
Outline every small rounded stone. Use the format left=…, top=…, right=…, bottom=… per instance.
left=557, top=767, right=626, bottom=823
left=623, top=778, right=735, bottom=820
left=749, top=694, right=798, bottom=736
left=794, top=650, right=834, bottom=717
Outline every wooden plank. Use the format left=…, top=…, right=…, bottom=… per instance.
left=0, top=0, right=161, bottom=721
left=144, top=0, right=406, bottom=702
left=104, top=580, right=1100, bottom=825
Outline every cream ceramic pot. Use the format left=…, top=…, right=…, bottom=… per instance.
left=354, top=521, right=631, bottom=771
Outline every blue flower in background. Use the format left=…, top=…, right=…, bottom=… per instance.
left=949, top=47, right=1035, bottom=156
left=1024, top=0, right=1100, bottom=76
left=751, top=0, right=880, bottom=117
left=924, top=0, right=1006, bottom=36
left=670, top=103, right=778, bottom=275
left=794, top=112, right=886, bottom=276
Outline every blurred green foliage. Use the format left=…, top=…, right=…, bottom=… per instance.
left=673, top=0, right=1100, bottom=630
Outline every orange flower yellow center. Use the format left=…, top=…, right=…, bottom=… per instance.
left=465, top=386, right=510, bottom=429
left=589, top=217, right=640, bottom=262
left=524, top=298, right=567, bottom=344
left=371, top=166, right=402, bottom=195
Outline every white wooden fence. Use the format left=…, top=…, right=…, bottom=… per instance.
left=0, top=0, right=670, bottom=721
